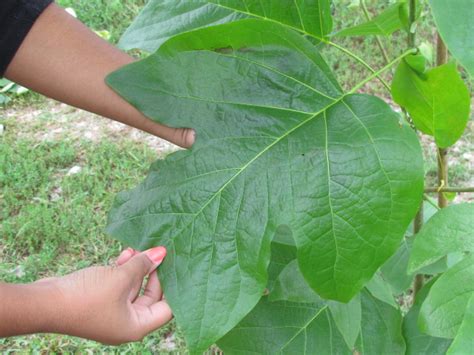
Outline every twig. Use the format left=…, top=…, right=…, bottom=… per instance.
left=425, top=186, right=474, bottom=193
left=360, top=0, right=390, bottom=64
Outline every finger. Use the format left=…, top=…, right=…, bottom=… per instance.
left=116, top=248, right=137, bottom=266
left=134, top=300, right=173, bottom=336
left=134, top=270, right=162, bottom=307
left=120, top=246, right=167, bottom=278
left=151, top=123, right=195, bottom=149
left=172, top=127, right=195, bottom=148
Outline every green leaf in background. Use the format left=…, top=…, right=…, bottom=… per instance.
left=408, top=203, right=474, bottom=273
left=429, top=0, right=474, bottom=77
left=335, top=2, right=405, bottom=37
left=218, top=290, right=405, bottom=354
left=119, top=0, right=333, bottom=52
left=403, top=279, right=452, bottom=355
left=380, top=238, right=414, bottom=294
left=266, top=225, right=297, bottom=290
left=106, top=19, right=423, bottom=352
left=328, top=294, right=361, bottom=349
left=365, top=272, right=398, bottom=307
left=392, top=59, right=471, bottom=148
left=269, top=253, right=397, bottom=350
left=0, top=94, right=10, bottom=105
left=419, top=255, right=474, bottom=339
left=269, top=259, right=322, bottom=303
left=447, top=295, right=474, bottom=354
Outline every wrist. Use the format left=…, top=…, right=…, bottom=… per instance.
left=0, top=281, right=64, bottom=337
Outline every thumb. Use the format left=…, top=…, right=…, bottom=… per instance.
left=121, top=246, right=167, bottom=278
left=171, top=127, right=195, bottom=149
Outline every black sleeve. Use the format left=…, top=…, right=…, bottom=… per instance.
left=0, top=0, right=54, bottom=77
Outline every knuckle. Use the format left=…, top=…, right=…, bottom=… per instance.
left=137, top=256, right=151, bottom=273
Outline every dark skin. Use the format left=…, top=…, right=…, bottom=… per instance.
left=1, top=3, right=194, bottom=343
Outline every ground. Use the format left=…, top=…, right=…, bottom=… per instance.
left=0, top=0, right=472, bottom=353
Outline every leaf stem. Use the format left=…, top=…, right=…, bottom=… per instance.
left=407, top=0, right=416, bottom=47
left=425, top=186, right=474, bottom=193
left=408, top=0, right=424, bottom=300
left=413, top=202, right=424, bottom=297
left=423, top=194, right=440, bottom=210
left=348, top=49, right=415, bottom=93
left=360, top=0, right=390, bottom=63
left=327, top=40, right=391, bottom=92
left=436, top=36, right=449, bottom=208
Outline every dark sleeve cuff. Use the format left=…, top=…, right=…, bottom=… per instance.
left=0, top=0, right=54, bottom=77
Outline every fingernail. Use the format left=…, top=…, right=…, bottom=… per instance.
left=145, top=246, right=167, bottom=265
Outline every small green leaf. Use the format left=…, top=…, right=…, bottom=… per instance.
left=419, top=41, right=434, bottom=63
left=405, top=53, right=426, bottom=74
left=269, top=259, right=322, bottom=303
left=119, top=0, right=333, bottom=52
left=380, top=238, right=414, bottom=294
left=447, top=295, right=474, bottom=354
left=429, top=0, right=474, bottom=77
left=392, top=61, right=471, bottom=148
left=398, top=0, right=422, bottom=32
left=419, top=255, right=474, bottom=338
left=336, top=3, right=404, bottom=37
left=266, top=226, right=297, bottom=290
left=366, top=272, right=398, bottom=307
left=328, top=294, right=361, bottom=349
left=442, top=192, right=457, bottom=202
left=403, top=279, right=452, bottom=355
left=408, top=203, right=474, bottom=273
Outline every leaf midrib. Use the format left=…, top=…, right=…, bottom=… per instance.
left=208, top=1, right=327, bottom=43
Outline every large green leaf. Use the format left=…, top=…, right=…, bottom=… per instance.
left=408, top=203, right=474, bottom=273
left=403, top=279, right=452, bottom=355
left=447, top=295, right=474, bottom=354
left=119, top=0, right=333, bottom=52
left=392, top=59, right=471, bottom=148
left=419, top=255, right=474, bottom=339
left=106, top=20, right=423, bottom=352
left=335, top=3, right=404, bottom=37
left=429, top=0, right=474, bottom=77
left=218, top=289, right=406, bottom=354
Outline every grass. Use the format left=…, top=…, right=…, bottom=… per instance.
left=0, top=0, right=472, bottom=353
left=56, top=0, right=146, bottom=44
left=0, top=122, right=188, bottom=353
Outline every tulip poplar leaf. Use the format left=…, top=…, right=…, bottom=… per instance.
left=106, top=20, right=423, bottom=352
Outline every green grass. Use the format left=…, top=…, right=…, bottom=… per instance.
left=0, top=137, right=154, bottom=282
left=0, top=124, right=189, bottom=352
left=56, top=0, right=146, bottom=44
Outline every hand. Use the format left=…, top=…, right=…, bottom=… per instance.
left=4, top=4, right=195, bottom=149
left=42, top=247, right=172, bottom=344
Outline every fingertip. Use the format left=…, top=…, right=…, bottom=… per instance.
left=186, top=129, right=196, bottom=147
left=144, top=246, right=167, bottom=266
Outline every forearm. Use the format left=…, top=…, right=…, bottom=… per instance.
left=4, top=3, right=191, bottom=146
left=0, top=281, right=61, bottom=337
